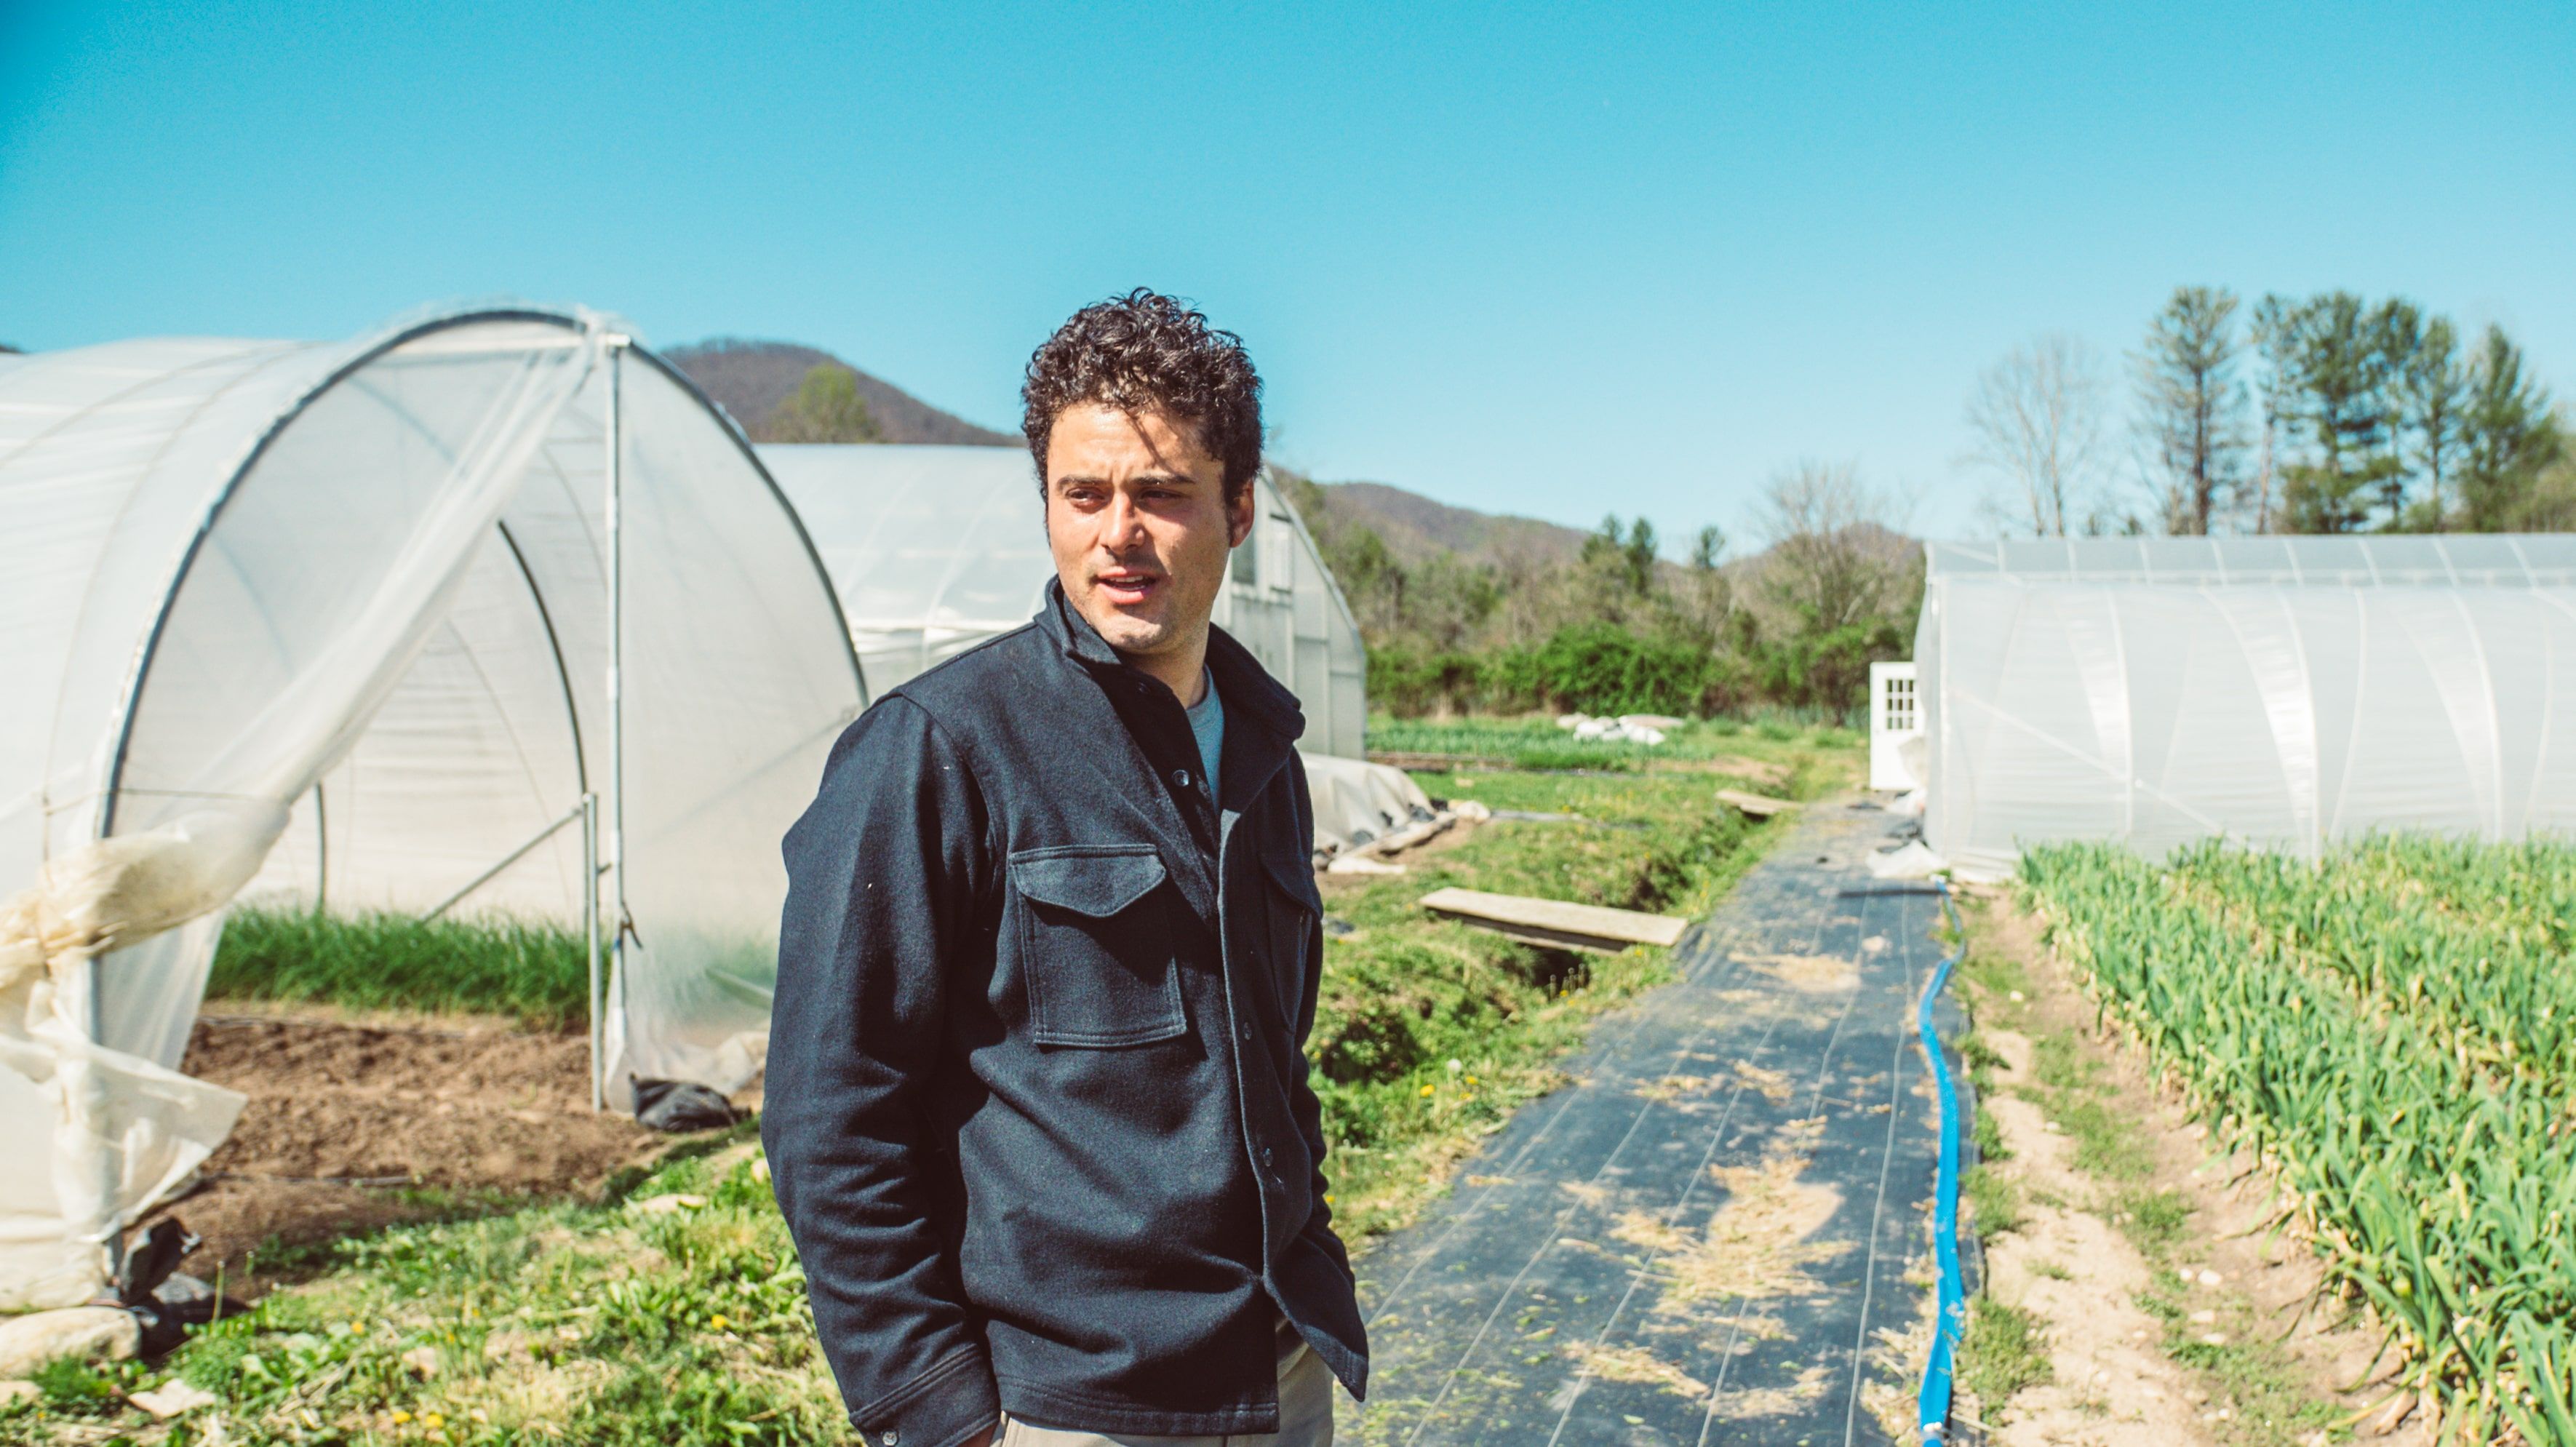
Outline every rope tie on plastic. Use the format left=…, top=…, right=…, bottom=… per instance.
left=1914, top=879, right=1967, bottom=1443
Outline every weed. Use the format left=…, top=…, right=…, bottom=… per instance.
left=1959, top=1035, right=2009, bottom=1075
left=2136, top=1272, right=2345, bottom=1444
left=33, top=1355, right=126, bottom=1415
left=1958, top=1297, right=2052, bottom=1404
left=1963, top=1163, right=2023, bottom=1240
left=1971, top=1103, right=2010, bottom=1163
left=2116, top=1187, right=2194, bottom=1258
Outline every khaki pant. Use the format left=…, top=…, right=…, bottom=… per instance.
left=997, top=1324, right=1335, bottom=1447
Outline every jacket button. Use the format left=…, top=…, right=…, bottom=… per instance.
left=1238, top=1021, right=1253, bottom=1042
left=1261, top=1147, right=1275, bottom=1165
left=883, top=1435, right=898, bottom=1446
left=1174, top=768, right=1192, bottom=789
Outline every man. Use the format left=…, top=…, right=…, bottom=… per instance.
left=766, top=290, right=1365, bottom=1447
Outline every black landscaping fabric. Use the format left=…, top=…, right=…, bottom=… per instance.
left=1344, top=805, right=1946, bottom=1446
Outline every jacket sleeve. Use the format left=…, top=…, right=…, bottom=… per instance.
left=1280, top=753, right=1352, bottom=1282
left=765, top=696, right=998, bottom=1447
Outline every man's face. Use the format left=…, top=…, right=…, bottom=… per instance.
left=1044, top=401, right=1255, bottom=663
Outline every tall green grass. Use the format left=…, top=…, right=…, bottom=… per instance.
left=210, top=907, right=589, bottom=1031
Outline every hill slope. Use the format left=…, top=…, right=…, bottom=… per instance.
left=664, top=338, right=1016, bottom=447
left=1314, top=481, right=1592, bottom=565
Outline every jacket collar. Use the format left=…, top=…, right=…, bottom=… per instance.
left=1038, top=578, right=1306, bottom=748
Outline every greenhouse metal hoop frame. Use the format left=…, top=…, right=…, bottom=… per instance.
left=72, top=306, right=866, bottom=1160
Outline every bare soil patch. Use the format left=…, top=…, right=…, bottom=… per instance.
left=1960, top=893, right=2435, bottom=1447
left=151, top=1009, right=665, bottom=1296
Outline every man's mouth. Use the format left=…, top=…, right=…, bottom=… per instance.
left=1095, top=570, right=1163, bottom=606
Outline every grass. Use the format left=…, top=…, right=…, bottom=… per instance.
left=1958, top=1297, right=2052, bottom=1404
left=1963, top=1163, right=2025, bottom=1241
left=210, top=908, right=589, bottom=1031
left=2, top=1133, right=848, bottom=1447
left=2134, top=1269, right=2348, bottom=1445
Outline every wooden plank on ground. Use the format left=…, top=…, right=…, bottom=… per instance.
left=1417, top=887, right=1688, bottom=953
left=1368, top=750, right=1510, bottom=772
left=1716, top=788, right=1800, bottom=818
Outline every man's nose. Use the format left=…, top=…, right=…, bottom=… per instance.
left=1101, top=490, right=1149, bottom=548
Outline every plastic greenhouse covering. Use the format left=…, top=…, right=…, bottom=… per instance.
left=761, top=444, right=1370, bottom=760
left=0, top=306, right=863, bottom=1307
left=1915, top=535, right=2576, bottom=882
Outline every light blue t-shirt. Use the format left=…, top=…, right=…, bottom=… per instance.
left=1186, top=667, right=1224, bottom=802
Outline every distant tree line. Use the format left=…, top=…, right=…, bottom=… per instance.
left=1283, top=462, right=1918, bottom=722
left=1968, top=288, right=2568, bottom=536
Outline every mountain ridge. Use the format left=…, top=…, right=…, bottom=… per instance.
left=1312, top=481, right=1594, bottom=565
left=664, top=338, right=1017, bottom=447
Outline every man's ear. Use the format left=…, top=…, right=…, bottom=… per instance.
left=1227, top=480, right=1257, bottom=549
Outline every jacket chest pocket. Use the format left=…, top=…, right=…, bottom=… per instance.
left=1008, top=844, right=1187, bottom=1048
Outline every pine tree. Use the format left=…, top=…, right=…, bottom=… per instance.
left=2457, top=326, right=2565, bottom=530
left=2276, top=293, right=2405, bottom=533
left=2396, top=316, right=2468, bottom=529
left=2134, top=286, right=2248, bottom=534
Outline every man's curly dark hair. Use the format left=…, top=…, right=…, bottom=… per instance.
left=1021, top=289, right=1264, bottom=502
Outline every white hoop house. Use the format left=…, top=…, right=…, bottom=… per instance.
left=1915, top=535, right=2576, bottom=882
left=0, top=306, right=863, bottom=1307
left=762, top=444, right=1369, bottom=758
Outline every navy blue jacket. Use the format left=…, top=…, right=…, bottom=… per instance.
left=765, top=582, right=1367, bottom=1447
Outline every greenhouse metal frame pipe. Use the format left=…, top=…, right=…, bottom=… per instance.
left=583, top=792, right=600, bottom=1113
left=420, top=798, right=590, bottom=922
left=602, top=335, right=629, bottom=1115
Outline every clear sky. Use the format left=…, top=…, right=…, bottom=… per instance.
left=4, top=1, right=2570, bottom=544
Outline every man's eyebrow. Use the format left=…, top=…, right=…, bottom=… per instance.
left=1052, top=471, right=1202, bottom=489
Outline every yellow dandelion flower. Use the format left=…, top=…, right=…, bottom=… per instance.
left=1419, top=1084, right=1435, bottom=1097
left=710, top=1314, right=730, bottom=1331
left=391, top=1411, right=413, bottom=1424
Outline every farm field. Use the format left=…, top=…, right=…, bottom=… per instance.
left=0, top=717, right=1857, bottom=1444
left=1994, top=838, right=2576, bottom=1446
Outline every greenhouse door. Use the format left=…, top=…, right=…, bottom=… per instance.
left=1870, top=661, right=1921, bottom=790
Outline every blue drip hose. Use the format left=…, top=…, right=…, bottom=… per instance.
left=1915, top=880, right=1968, bottom=1443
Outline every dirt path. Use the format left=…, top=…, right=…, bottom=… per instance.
left=151, top=1008, right=665, bottom=1295
left=1955, top=893, right=2435, bottom=1447
left=1346, top=801, right=1943, bottom=1446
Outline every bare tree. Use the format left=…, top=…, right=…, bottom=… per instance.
left=1752, top=460, right=1907, bottom=633
left=1963, top=334, right=2109, bottom=535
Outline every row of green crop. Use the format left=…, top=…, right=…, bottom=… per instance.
left=2019, top=842, right=2576, bottom=1445
left=2162, top=838, right=2576, bottom=1086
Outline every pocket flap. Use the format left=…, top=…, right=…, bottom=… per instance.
left=1010, top=845, right=1168, bottom=917
left=1260, top=841, right=1322, bottom=914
